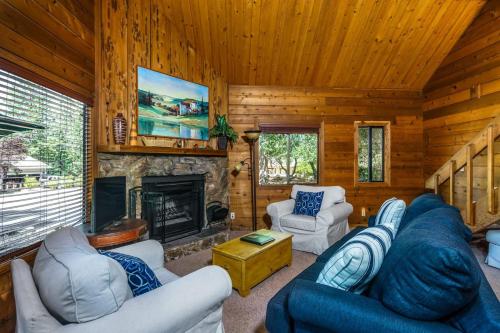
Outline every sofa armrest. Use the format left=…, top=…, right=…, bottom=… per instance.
left=316, top=202, right=353, bottom=227
left=288, top=279, right=460, bottom=333
left=57, top=266, right=232, bottom=333
left=113, top=240, right=165, bottom=271
left=267, top=199, right=295, bottom=219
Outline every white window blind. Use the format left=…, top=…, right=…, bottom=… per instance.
left=0, top=69, right=88, bottom=256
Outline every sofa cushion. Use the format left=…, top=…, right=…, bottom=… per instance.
left=368, top=207, right=480, bottom=320
left=281, top=214, right=316, bottom=232
left=292, top=191, right=324, bottom=217
left=99, top=250, right=162, bottom=296
left=291, top=185, right=344, bottom=209
left=33, top=227, right=132, bottom=323
left=374, top=197, right=406, bottom=232
left=398, top=193, right=446, bottom=233
left=317, top=225, right=394, bottom=294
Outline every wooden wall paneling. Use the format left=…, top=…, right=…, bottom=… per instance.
left=0, top=0, right=95, bottom=103
left=228, top=86, right=423, bottom=229
left=97, top=0, right=229, bottom=150
left=423, top=0, right=500, bottom=178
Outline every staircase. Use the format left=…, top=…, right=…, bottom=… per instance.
left=425, top=116, right=500, bottom=233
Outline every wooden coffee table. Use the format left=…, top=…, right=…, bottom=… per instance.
left=212, top=229, right=292, bottom=297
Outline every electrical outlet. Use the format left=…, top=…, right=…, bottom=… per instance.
left=230, top=212, right=236, bottom=220
left=361, top=207, right=366, bottom=217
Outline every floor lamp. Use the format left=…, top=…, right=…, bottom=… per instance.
left=233, top=130, right=261, bottom=231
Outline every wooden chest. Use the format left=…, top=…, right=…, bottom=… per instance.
left=212, top=229, right=292, bottom=297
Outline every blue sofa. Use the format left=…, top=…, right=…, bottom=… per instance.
left=266, top=193, right=500, bottom=333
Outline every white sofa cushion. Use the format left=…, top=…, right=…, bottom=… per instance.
left=281, top=214, right=316, bottom=232
left=33, top=227, right=132, bottom=323
left=291, top=185, right=345, bottom=209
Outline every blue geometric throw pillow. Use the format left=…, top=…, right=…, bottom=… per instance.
left=293, top=191, right=324, bottom=217
left=98, top=250, right=162, bottom=297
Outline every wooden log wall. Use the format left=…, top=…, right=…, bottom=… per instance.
left=228, top=85, right=424, bottom=229
left=0, top=0, right=95, bottom=104
left=423, top=0, right=500, bottom=178
left=96, top=0, right=228, bottom=150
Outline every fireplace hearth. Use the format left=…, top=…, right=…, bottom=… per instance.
left=130, top=175, right=205, bottom=243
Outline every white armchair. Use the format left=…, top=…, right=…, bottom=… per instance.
left=267, top=185, right=353, bottom=255
left=12, top=236, right=232, bottom=333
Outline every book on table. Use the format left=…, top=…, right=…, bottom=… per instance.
left=240, top=233, right=275, bottom=246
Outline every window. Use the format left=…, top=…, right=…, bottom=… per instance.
left=0, top=69, right=89, bottom=256
left=258, top=125, right=319, bottom=185
left=354, top=121, right=390, bottom=185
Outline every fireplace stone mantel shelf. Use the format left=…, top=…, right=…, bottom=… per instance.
left=97, top=145, right=227, bottom=157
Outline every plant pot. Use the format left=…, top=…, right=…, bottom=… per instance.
left=217, top=136, right=228, bottom=150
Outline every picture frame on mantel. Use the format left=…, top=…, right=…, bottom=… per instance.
left=136, top=66, right=210, bottom=142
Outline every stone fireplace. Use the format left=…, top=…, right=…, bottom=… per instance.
left=97, top=153, right=230, bottom=258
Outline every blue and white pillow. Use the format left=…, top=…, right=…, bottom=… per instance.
left=374, top=197, right=406, bottom=233
left=293, top=191, right=324, bottom=217
left=317, top=225, right=395, bottom=293
left=99, top=250, right=162, bottom=297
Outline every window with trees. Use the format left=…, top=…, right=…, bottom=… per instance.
left=354, top=121, right=390, bottom=185
left=258, top=125, right=319, bottom=185
left=0, top=69, right=89, bottom=256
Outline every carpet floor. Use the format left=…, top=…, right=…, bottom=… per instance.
left=166, top=231, right=500, bottom=333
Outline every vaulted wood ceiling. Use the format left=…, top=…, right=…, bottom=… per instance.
left=164, top=0, right=486, bottom=90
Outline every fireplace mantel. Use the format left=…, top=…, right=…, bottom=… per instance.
left=97, top=145, right=227, bottom=157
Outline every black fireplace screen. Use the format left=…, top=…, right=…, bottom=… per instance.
left=129, top=175, right=205, bottom=243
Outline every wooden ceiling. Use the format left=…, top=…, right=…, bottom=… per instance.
left=164, top=0, right=486, bottom=90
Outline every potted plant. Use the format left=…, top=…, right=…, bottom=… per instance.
left=209, top=114, right=238, bottom=150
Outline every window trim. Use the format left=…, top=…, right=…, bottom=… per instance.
left=257, top=122, right=323, bottom=187
left=354, top=121, right=391, bottom=187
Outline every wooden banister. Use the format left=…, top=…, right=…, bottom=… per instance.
left=426, top=116, right=500, bottom=190
left=487, top=125, right=496, bottom=214
left=449, top=160, right=456, bottom=205
left=466, top=144, right=475, bottom=226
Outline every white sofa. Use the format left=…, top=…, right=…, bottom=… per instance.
left=267, top=185, right=353, bottom=255
left=11, top=228, right=232, bottom=333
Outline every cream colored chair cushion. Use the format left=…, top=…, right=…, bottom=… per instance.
left=281, top=214, right=317, bottom=232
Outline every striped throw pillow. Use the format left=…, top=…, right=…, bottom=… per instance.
left=316, top=225, right=394, bottom=294
left=374, top=197, right=406, bottom=233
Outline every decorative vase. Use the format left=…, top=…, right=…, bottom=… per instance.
left=112, top=113, right=127, bottom=145
left=217, top=136, right=228, bottom=150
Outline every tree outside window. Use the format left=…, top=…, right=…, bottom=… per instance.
left=355, top=121, right=390, bottom=185
left=259, top=131, right=318, bottom=185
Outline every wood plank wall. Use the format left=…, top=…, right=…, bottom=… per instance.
left=95, top=0, right=228, bottom=150
left=0, top=0, right=95, bottom=104
left=423, top=0, right=500, bottom=178
left=228, top=85, right=424, bottom=229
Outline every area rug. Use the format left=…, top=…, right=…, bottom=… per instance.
left=166, top=231, right=500, bottom=333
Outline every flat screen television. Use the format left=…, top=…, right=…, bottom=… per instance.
left=137, top=66, right=209, bottom=140
left=91, top=176, right=126, bottom=233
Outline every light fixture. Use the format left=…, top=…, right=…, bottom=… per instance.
left=233, top=129, right=261, bottom=231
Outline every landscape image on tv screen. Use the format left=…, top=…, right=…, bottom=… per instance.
left=137, top=66, right=209, bottom=140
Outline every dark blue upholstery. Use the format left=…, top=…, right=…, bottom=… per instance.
left=398, top=192, right=446, bottom=232
left=368, top=207, right=480, bottom=320
left=289, top=280, right=460, bottom=333
left=265, top=193, right=500, bottom=333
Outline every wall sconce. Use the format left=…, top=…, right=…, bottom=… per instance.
left=233, top=130, right=261, bottom=231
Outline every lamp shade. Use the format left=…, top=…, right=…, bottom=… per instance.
left=244, top=130, right=261, bottom=140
